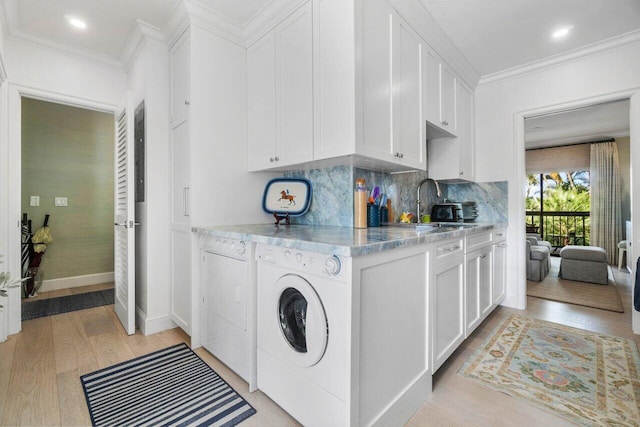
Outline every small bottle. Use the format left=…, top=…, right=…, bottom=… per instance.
left=354, top=178, right=367, bottom=229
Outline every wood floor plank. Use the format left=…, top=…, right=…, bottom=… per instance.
left=2, top=317, right=60, bottom=426
left=88, top=330, right=136, bottom=369
left=57, top=365, right=96, bottom=426
left=0, top=333, right=17, bottom=423
left=80, top=306, right=120, bottom=337
left=51, top=311, right=97, bottom=374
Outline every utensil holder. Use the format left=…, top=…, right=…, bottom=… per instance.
left=367, top=204, right=380, bottom=227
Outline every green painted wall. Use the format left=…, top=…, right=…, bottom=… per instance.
left=21, top=98, right=114, bottom=280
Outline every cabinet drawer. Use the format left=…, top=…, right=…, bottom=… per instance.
left=493, top=228, right=507, bottom=243
left=435, top=238, right=464, bottom=264
left=466, top=231, right=492, bottom=252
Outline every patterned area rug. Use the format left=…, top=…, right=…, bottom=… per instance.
left=81, top=343, right=256, bottom=426
left=459, top=314, right=640, bottom=426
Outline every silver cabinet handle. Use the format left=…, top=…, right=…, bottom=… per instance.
left=183, top=187, right=190, bottom=217
left=184, top=100, right=190, bottom=105
left=441, top=120, right=449, bottom=126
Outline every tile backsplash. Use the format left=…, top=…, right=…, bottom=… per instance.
left=285, top=166, right=507, bottom=227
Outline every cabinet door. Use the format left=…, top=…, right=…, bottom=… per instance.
left=170, top=229, right=191, bottom=333
left=440, top=63, right=456, bottom=134
left=276, top=1, right=313, bottom=167
left=465, top=245, right=493, bottom=336
left=493, top=240, right=507, bottom=305
left=424, top=48, right=441, bottom=128
left=361, top=0, right=395, bottom=162
left=247, top=32, right=277, bottom=171
left=170, top=32, right=190, bottom=125
left=171, top=120, right=190, bottom=224
left=170, top=120, right=191, bottom=334
left=464, top=249, right=480, bottom=335
left=431, top=250, right=464, bottom=373
left=395, top=18, right=426, bottom=169
left=478, top=246, right=493, bottom=319
left=456, top=81, right=474, bottom=181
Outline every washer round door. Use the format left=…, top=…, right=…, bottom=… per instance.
left=275, top=274, right=328, bottom=367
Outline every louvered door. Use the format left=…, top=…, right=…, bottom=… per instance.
left=114, top=94, right=136, bottom=335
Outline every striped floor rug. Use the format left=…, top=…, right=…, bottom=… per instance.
left=80, top=343, right=256, bottom=427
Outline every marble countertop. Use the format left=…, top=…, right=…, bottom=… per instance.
left=193, top=222, right=506, bottom=257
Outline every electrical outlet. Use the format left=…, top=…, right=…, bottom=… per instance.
left=54, top=197, right=68, bottom=207
left=30, top=196, right=40, bottom=207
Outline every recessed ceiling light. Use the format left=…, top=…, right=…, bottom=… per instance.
left=552, top=26, right=573, bottom=39
left=66, top=15, right=87, bottom=30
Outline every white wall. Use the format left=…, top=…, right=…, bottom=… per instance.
left=474, top=36, right=640, bottom=332
left=2, top=39, right=128, bottom=335
left=127, top=35, right=173, bottom=334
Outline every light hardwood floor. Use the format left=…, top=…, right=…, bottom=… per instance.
left=2, top=269, right=638, bottom=427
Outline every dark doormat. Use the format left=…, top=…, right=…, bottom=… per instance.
left=22, top=288, right=114, bottom=321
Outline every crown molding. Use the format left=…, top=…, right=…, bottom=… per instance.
left=184, top=0, right=246, bottom=47
left=163, top=0, right=190, bottom=49
left=389, top=0, right=481, bottom=88
left=121, top=20, right=165, bottom=72
left=479, top=29, right=640, bottom=87
left=7, top=30, right=125, bottom=71
left=244, top=0, right=306, bottom=46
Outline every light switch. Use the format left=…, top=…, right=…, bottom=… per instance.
left=54, top=197, right=68, bottom=207
left=30, top=196, right=40, bottom=207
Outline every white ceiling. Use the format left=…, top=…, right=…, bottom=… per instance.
left=1, top=0, right=636, bottom=148
left=3, top=0, right=640, bottom=76
left=420, top=0, right=640, bottom=77
left=525, top=100, right=630, bottom=150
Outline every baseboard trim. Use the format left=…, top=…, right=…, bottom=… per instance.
left=136, top=307, right=177, bottom=336
left=40, top=272, right=114, bottom=293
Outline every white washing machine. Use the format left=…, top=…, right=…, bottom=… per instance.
left=256, top=244, right=350, bottom=427
left=201, top=237, right=257, bottom=391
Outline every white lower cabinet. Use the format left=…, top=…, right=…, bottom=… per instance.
left=430, top=238, right=465, bottom=373
left=493, top=228, right=507, bottom=305
left=465, top=244, right=492, bottom=337
left=430, top=228, right=507, bottom=374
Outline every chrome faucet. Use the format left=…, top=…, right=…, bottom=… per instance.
left=416, top=178, right=442, bottom=222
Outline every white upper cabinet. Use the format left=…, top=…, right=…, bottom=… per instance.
left=428, top=80, right=475, bottom=182
left=170, top=33, right=190, bottom=125
left=425, top=49, right=457, bottom=137
left=360, top=0, right=394, bottom=163
left=246, top=0, right=473, bottom=173
left=360, top=0, right=426, bottom=169
left=394, top=17, right=427, bottom=169
left=247, top=1, right=313, bottom=171
left=247, top=32, right=277, bottom=171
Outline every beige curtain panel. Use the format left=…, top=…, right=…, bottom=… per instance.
left=589, top=141, right=622, bottom=264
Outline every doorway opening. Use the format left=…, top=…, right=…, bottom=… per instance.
left=521, top=98, right=632, bottom=323
left=20, top=98, right=115, bottom=306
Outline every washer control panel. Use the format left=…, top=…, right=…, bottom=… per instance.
left=256, top=244, right=348, bottom=280
left=202, top=236, right=251, bottom=260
